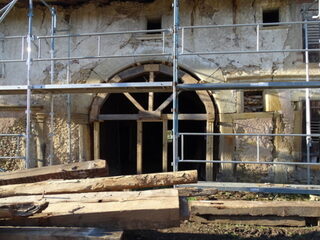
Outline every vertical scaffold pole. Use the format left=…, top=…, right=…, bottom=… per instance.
left=304, top=21, right=311, bottom=184
left=25, top=0, right=33, bottom=168
left=172, top=0, right=179, bottom=172
left=67, top=34, right=72, bottom=163
left=49, top=7, right=56, bottom=165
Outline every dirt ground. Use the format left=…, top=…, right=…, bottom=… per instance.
left=124, top=221, right=320, bottom=240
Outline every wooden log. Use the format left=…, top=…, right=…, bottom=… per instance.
left=0, top=160, right=108, bottom=186
left=0, top=227, right=123, bottom=240
left=0, top=189, right=180, bottom=230
left=190, top=200, right=320, bottom=217
left=0, top=170, right=197, bottom=197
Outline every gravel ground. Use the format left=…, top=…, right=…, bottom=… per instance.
left=124, top=221, right=320, bottom=240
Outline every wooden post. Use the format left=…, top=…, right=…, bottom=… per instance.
left=206, top=120, right=214, bottom=181
left=34, top=113, right=46, bottom=167
left=79, top=125, right=85, bottom=162
left=162, top=120, right=168, bottom=172
left=93, top=122, right=100, bottom=160
left=148, top=72, right=154, bottom=112
left=137, top=121, right=143, bottom=174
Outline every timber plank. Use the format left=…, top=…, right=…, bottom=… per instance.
left=190, top=200, right=320, bottom=217
left=0, top=170, right=197, bottom=197
left=0, top=160, right=108, bottom=185
left=191, top=215, right=306, bottom=227
left=0, top=189, right=180, bottom=230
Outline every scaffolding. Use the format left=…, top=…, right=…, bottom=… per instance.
left=0, top=0, right=320, bottom=192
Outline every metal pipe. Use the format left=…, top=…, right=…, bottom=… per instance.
left=178, top=159, right=320, bottom=166
left=0, top=53, right=172, bottom=63
left=180, top=48, right=320, bottom=56
left=0, top=156, right=26, bottom=159
left=172, top=0, right=180, bottom=172
left=180, top=20, right=320, bottom=30
left=162, top=32, right=165, bottom=53
left=304, top=21, right=312, bottom=184
left=0, top=0, right=18, bottom=24
left=0, top=134, right=25, bottom=137
left=256, top=24, right=260, bottom=51
left=181, top=134, right=184, bottom=161
left=49, top=6, right=56, bottom=166
left=256, top=136, right=260, bottom=162
left=5, top=47, right=320, bottom=64
left=97, top=36, right=101, bottom=56
left=21, top=37, right=25, bottom=60
left=179, top=132, right=320, bottom=137
left=25, top=0, right=33, bottom=168
left=177, top=81, right=320, bottom=91
left=181, top=27, right=184, bottom=54
left=37, top=28, right=171, bottom=39
left=67, top=34, right=72, bottom=163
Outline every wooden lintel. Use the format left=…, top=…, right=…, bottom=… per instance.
left=98, top=114, right=211, bottom=121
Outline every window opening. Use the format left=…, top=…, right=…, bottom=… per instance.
left=263, top=8, right=280, bottom=27
left=147, top=17, right=162, bottom=34
left=244, top=90, right=264, bottom=112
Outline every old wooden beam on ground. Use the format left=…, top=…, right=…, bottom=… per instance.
left=0, top=227, right=123, bottom=240
left=178, top=187, right=218, bottom=197
left=0, top=160, right=108, bottom=186
left=0, top=189, right=180, bottom=230
left=192, top=215, right=306, bottom=227
left=0, top=170, right=197, bottom=197
left=189, top=200, right=320, bottom=217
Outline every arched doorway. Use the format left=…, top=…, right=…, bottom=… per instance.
left=90, top=63, right=217, bottom=180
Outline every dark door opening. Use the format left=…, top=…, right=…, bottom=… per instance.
left=142, top=122, right=163, bottom=173
left=100, top=121, right=137, bottom=176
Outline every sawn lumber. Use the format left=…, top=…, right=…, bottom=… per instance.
left=0, top=189, right=180, bottom=230
left=0, top=170, right=197, bottom=197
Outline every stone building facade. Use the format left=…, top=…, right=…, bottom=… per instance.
left=0, top=0, right=319, bottom=184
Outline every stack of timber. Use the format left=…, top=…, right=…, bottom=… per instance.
left=0, top=164, right=198, bottom=238
left=189, top=200, right=320, bottom=226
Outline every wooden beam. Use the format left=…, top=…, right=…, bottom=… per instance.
left=99, top=114, right=210, bottom=121
left=189, top=200, right=320, bottom=217
left=148, top=72, right=154, bottom=111
left=93, top=122, right=100, bottom=160
left=137, top=121, right=143, bottom=174
left=123, top=93, right=145, bottom=112
left=0, top=189, right=180, bottom=230
left=206, top=120, right=214, bottom=181
left=0, top=227, right=123, bottom=240
left=162, top=120, right=168, bottom=172
left=0, top=160, right=108, bottom=186
left=0, top=170, right=197, bottom=198
left=192, top=215, right=306, bottom=227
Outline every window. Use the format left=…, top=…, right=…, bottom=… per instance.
left=244, top=90, right=264, bottom=112
left=263, top=8, right=280, bottom=27
left=146, top=17, right=162, bottom=34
